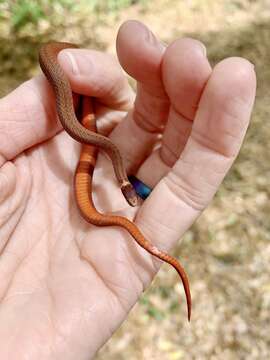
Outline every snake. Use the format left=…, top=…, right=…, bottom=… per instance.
left=39, top=41, right=192, bottom=321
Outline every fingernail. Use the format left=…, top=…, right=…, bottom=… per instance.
left=198, top=42, right=207, bottom=57
left=146, top=29, right=166, bottom=52
left=160, top=41, right=168, bottom=48
left=158, top=40, right=167, bottom=53
left=158, top=40, right=168, bottom=53
left=61, top=51, right=80, bottom=75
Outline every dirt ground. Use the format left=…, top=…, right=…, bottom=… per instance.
left=1, top=0, right=270, bottom=359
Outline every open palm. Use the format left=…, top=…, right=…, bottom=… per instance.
left=0, top=21, right=256, bottom=359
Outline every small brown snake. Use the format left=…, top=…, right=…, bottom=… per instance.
left=39, top=42, right=192, bottom=320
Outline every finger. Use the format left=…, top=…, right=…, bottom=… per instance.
left=58, top=48, right=135, bottom=136
left=116, top=20, right=168, bottom=129
left=58, top=48, right=134, bottom=110
left=135, top=58, right=256, bottom=252
left=110, top=20, right=168, bottom=173
left=137, top=38, right=212, bottom=187
left=112, top=21, right=209, bottom=175
left=0, top=49, right=133, bottom=166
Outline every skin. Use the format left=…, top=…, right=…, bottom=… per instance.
left=39, top=42, right=138, bottom=207
left=0, top=20, right=256, bottom=360
left=40, top=41, right=191, bottom=321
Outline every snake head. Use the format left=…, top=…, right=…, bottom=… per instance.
left=121, top=182, right=138, bottom=207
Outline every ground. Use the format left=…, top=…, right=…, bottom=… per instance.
left=1, top=0, right=269, bottom=359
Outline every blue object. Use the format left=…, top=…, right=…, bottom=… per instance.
left=128, top=175, right=152, bottom=200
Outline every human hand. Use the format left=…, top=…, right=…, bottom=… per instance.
left=0, top=20, right=256, bottom=359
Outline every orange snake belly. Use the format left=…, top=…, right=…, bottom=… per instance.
left=39, top=42, right=192, bottom=321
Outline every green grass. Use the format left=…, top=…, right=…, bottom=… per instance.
left=0, top=0, right=148, bottom=34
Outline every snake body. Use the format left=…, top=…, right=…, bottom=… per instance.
left=39, top=42, right=137, bottom=207
left=39, top=42, right=191, bottom=320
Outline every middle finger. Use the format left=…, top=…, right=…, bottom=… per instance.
left=137, top=38, right=212, bottom=187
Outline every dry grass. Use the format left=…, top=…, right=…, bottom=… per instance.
left=1, top=0, right=270, bottom=359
